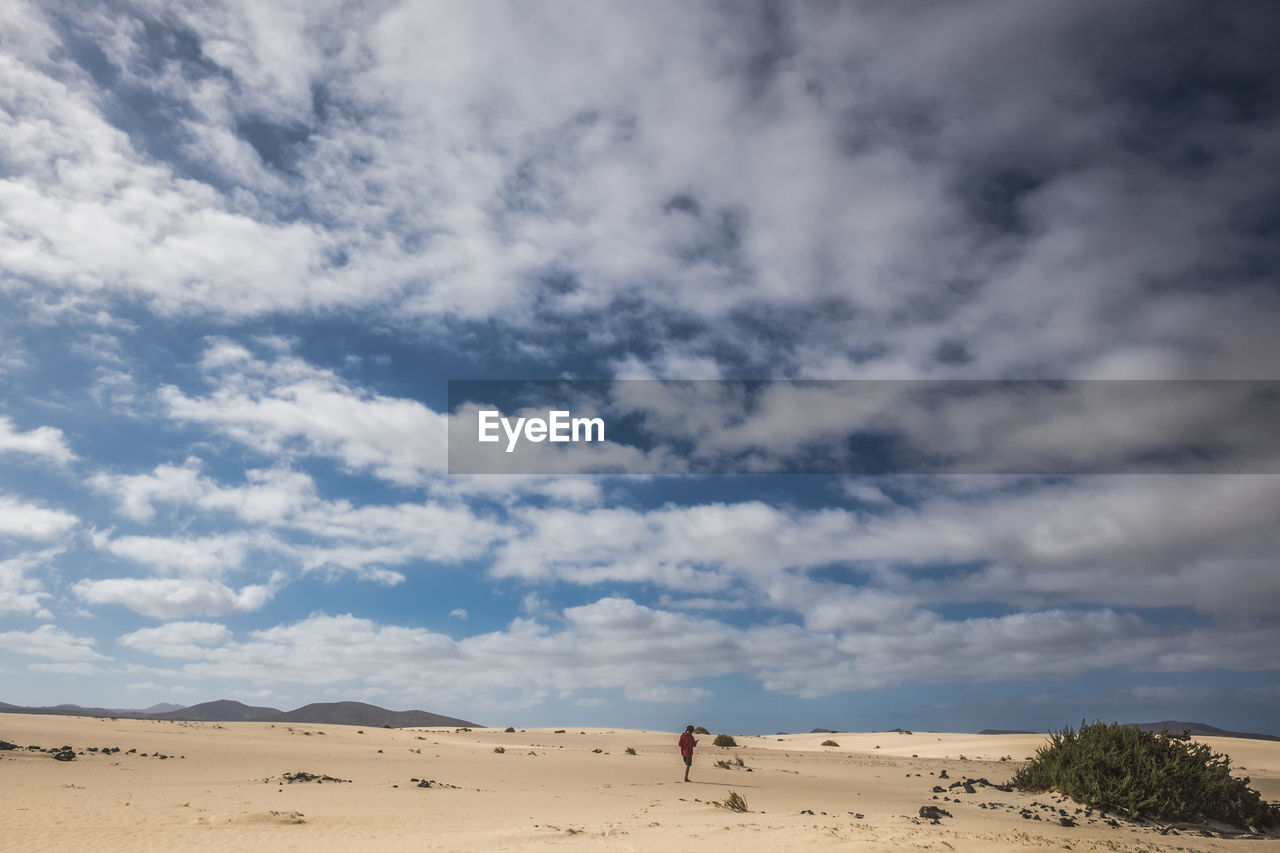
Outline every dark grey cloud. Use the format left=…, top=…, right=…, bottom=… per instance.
left=3, top=0, right=1274, bottom=380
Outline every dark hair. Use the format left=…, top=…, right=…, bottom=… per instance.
left=686, top=725, right=695, bottom=732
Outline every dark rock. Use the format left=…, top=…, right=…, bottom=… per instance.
left=0, top=741, right=17, bottom=751
left=1060, top=817, right=1076, bottom=827
left=938, top=770, right=949, bottom=779
left=919, top=805, right=952, bottom=823
left=52, top=747, right=76, bottom=761
left=932, top=786, right=945, bottom=793
left=281, top=771, right=350, bottom=784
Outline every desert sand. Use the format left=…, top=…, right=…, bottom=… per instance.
left=2, top=712, right=1278, bottom=852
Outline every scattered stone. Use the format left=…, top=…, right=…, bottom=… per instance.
left=0, top=741, right=17, bottom=751
left=938, top=770, right=949, bottom=779
left=1060, top=817, right=1077, bottom=827
left=52, top=747, right=76, bottom=762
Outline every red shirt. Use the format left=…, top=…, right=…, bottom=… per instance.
left=679, top=732, right=697, bottom=756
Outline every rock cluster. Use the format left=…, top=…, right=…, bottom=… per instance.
left=919, top=805, right=953, bottom=823
left=279, top=771, right=350, bottom=783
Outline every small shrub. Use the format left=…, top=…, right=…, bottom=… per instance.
left=625, top=747, right=636, bottom=755
left=734, top=755, right=745, bottom=767
left=694, top=726, right=710, bottom=735
left=1010, top=721, right=1280, bottom=828
left=504, top=726, right=515, bottom=733
left=719, top=790, right=749, bottom=812
left=493, top=746, right=505, bottom=754
left=713, top=734, right=738, bottom=748
left=821, top=739, right=839, bottom=747
left=715, top=759, right=732, bottom=769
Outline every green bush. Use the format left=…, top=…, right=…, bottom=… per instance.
left=821, top=739, right=839, bottom=747
left=713, top=734, right=738, bottom=748
left=694, top=726, right=710, bottom=735
left=1009, top=721, right=1279, bottom=828
left=718, top=790, right=748, bottom=812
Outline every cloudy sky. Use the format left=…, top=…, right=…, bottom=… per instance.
left=2, top=0, right=1279, bottom=733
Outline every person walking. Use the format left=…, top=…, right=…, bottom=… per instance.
left=678, top=725, right=698, bottom=782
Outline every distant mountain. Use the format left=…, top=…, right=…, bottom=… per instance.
left=810, top=728, right=840, bottom=734
left=0, top=697, right=481, bottom=728
left=153, top=699, right=282, bottom=721
left=263, top=701, right=480, bottom=728
left=1127, top=721, right=1280, bottom=742
left=975, top=722, right=1279, bottom=741
left=0, top=701, right=151, bottom=719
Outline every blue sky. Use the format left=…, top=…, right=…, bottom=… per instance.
left=1, top=0, right=1279, bottom=734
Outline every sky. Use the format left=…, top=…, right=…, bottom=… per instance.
left=1, top=0, right=1279, bottom=735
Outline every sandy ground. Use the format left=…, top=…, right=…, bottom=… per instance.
left=2, top=713, right=1278, bottom=852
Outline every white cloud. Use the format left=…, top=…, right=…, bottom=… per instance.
left=0, top=495, right=78, bottom=541
left=493, top=476, right=1280, bottom=617
left=624, top=683, right=711, bottom=703
left=102, top=598, right=1280, bottom=707
left=0, top=624, right=106, bottom=662
left=90, top=530, right=266, bottom=578
left=0, top=416, right=75, bottom=464
left=0, top=548, right=58, bottom=618
left=160, top=343, right=447, bottom=484
left=72, top=576, right=280, bottom=619
left=119, top=621, right=233, bottom=657
left=89, top=455, right=511, bottom=579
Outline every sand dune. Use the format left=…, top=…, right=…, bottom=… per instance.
left=2, top=712, right=1277, bottom=852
